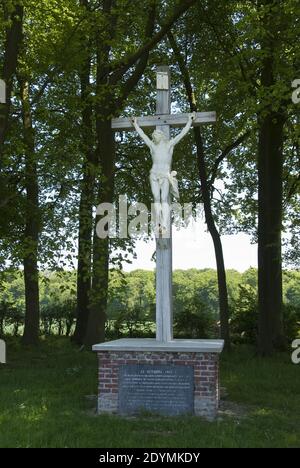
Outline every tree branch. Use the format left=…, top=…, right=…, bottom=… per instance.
left=196, top=3, right=258, bottom=94
left=31, top=1, right=99, bottom=107
left=107, top=0, right=196, bottom=84
left=168, top=30, right=231, bottom=349
left=168, top=31, right=251, bottom=188
left=113, top=0, right=157, bottom=111
left=167, top=31, right=196, bottom=110
left=209, top=130, right=251, bottom=187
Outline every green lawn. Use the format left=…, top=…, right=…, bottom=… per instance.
left=0, top=337, right=299, bottom=448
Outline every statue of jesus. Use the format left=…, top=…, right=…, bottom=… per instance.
left=132, top=112, right=195, bottom=236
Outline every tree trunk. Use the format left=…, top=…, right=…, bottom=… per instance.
left=81, top=0, right=115, bottom=347
left=0, top=4, right=23, bottom=215
left=168, top=32, right=230, bottom=350
left=0, top=3, right=23, bottom=156
left=83, top=0, right=155, bottom=346
left=194, top=128, right=231, bottom=350
left=257, top=111, right=285, bottom=354
left=257, top=0, right=286, bottom=355
left=84, top=118, right=115, bottom=346
left=72, top=48, right=95, bottom=345
left=20, top=79, right=40, bottom=346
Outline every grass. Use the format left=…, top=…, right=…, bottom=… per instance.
left=0, top=337, right=299, bottom=448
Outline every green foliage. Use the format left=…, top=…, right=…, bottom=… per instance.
left=0, top=270, right=77, bottom=337
left=230, top=284, right=258, bottom=344
left=174, top=296, right=216, bottom=339
left=230, top=281, right=300, bottom=345
left=0, top=267, right=299, bottom=343
left=283, top=304, right=300, bottom=341
left=41, top=300, right=76, bottom=337
left=0, top=0, right=299, bottom=344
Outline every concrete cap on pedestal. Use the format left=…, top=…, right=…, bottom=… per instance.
left=92, top=338, right=224, bottom=353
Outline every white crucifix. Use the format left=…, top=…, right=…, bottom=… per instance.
left=112, top=65, right=216, bottom=343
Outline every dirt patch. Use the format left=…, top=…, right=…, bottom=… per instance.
left=218, top=400, right=255, bottom=420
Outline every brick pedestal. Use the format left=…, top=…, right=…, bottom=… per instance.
left=93, top=339, right=223, bottom=420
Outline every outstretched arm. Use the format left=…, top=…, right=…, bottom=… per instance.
left=131, top=117, right=153, bottom=149
left=169, top=112, right=196, bottom=147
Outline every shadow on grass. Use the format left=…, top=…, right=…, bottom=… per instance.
left=0, top=338, right=299, bottom=448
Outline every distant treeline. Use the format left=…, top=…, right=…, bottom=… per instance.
left=0, top=268, right=299, bottom=344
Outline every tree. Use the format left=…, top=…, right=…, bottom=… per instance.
left=0, top=1, right=23, bottom=157
left=168, top=30, right=251, bottom=350
left=83, top=0, right=198, bottom=346
left=19, top=77, right=40, bottom=345
left=72, top=0, right=96, bottom=345
left=0, top=1, right=24, bottom=239
left=181, top=0, right=299, bottom=354
left=257, top=0, right=288, bottom=354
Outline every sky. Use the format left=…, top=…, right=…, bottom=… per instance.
left=122, top=218, right=257, bottom=272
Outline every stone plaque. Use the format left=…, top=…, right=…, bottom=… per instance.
left=118, top=364, right=194, bottom=416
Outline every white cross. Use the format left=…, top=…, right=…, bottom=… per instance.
left=112, top=66, right=216, bottom=342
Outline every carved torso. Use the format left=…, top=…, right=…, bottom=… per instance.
left=150, top=141, right=173, bottom=176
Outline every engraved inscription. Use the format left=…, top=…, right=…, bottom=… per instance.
left=118, top=364, right=194, bottom=416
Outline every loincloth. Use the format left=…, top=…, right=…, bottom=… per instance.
left=150, top=170, right=179, bottom=199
